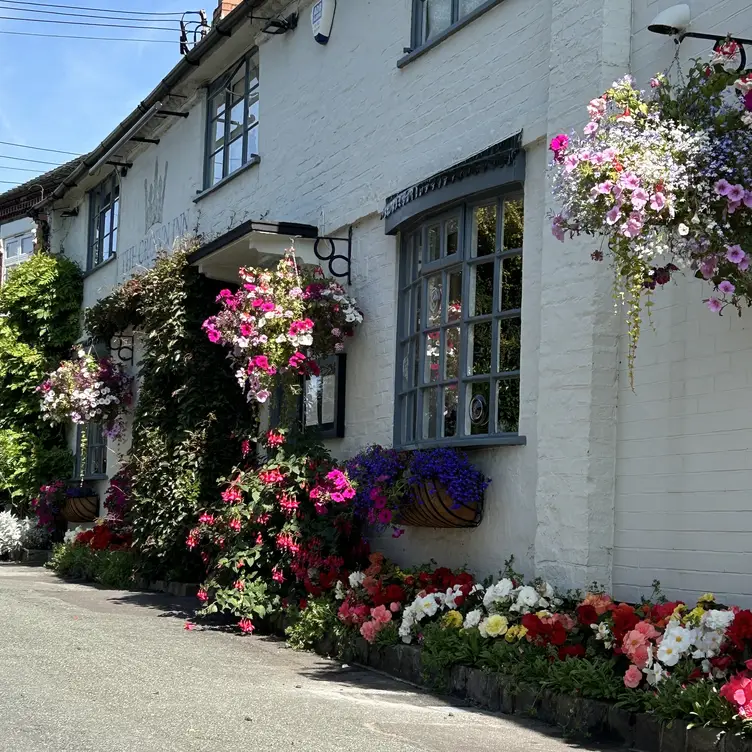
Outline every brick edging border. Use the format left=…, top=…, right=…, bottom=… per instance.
left=317, top=638, right=749, bottom=752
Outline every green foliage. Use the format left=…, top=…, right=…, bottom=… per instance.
left=49, top=542, right=136, bottom=589
left=544, top=656, right=637, bottom=703
left=90, top=247, right=256, bottom=580
left=0, top=252, right=82, bottom=351
left=286, top=597, right=342, bottom=651
left=0, top=429, right=72, bottom=507
left=648, top=677, right=737, bottom=727
left=420, top=623, right=487, bottom=686
left=84, top=276, right=142, bottom=343
left=0, top=253, right=81, bottom=511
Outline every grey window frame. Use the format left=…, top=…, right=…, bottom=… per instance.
left=87, top=173, right=119, bottom=270
left=74, top=422, right=108, bottom=480
left=394, top=189, right=523, bottom=450
left=409, top=0, right=503, bottom=50
left=204, top=48, right=260, bottom=189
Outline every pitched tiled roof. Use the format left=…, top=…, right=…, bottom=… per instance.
left=0, top=158, right=81, bottom=223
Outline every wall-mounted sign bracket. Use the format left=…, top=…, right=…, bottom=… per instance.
left=110, top=333, right=134, bottom=366
left=314, top=226, right=352, bottom=284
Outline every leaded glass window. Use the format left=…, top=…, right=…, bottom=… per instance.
left=396, top=194, right=523, bottom=446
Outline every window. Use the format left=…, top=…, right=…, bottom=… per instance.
left=2, top=231, right=34, bottom=283
left=88, top=173, right=119, bottom=269
left=205, top=49, right=259, bottom=188
left=75, top=422, right=108, bottom=479
left=395, top=193, right=523, bottom=447
left=411, top=0, right=494, bottom=46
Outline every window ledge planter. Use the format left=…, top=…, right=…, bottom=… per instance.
left=61, top=493, right=100, bottom=523
left=398, top=480, right=483, bottom=528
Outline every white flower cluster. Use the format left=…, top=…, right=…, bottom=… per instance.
left=398, top=584, right=466, bottom=643
left=482, top=577, right=560, bottom=615
left=0, top=512, right=34, bottom=556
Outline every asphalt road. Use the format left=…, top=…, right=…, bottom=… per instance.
left=0, top=565, right=601, bottom=752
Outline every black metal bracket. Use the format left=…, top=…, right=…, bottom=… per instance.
left=110, top=333, right=134, bottom=366
left=251, top=11, right=298, bottom=34
left=314, top=226, right=353, bottom=285
left=130, top=137, right=160, bottom=145
left=106, top=161, right=132, bottom=169
left=157, top=109, right=190, bottom=118
left=678, top=32, right=752, bottom=71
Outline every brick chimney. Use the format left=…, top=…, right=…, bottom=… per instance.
left=213, top=1, right=241, bottom=22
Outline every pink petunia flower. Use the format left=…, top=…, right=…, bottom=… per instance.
left=719, top=280, right=736, bottom=295
left=726, top=245, right=746, bottom=264
left=606, top=204, right=622, bottom=226
left=715, top=179, right=732, bottom=196
left=727, top=184, right=746, bottom=203
left=619, top=173, right=641, bottom=191
left=707, top=297, right=723, bottom=313
left=583, top=121, right=598, bottom=136
left=650, top=192, right=666, bottom=211
left=630, top=187, right=649, bottom=210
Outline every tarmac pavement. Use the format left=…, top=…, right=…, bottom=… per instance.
left=0, top=564, right=605, bottom=752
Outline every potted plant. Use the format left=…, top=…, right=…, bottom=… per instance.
left=37, top=348, right=132, bottom=439
left=346, top=446, right=489, bottom=532
left=62, top=483, right=100, bottom=523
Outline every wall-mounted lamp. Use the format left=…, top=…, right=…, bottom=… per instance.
left=648, top=4, right=752, bottom=70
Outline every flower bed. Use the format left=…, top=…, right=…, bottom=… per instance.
left=280, top=555, right=752, bottom=739
left=49, top=519, right=135, bottom=589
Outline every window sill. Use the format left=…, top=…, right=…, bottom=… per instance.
left=397, top=0, right=506, bottom=69
left=193, top=155, right=261, bottom=203
left=84, top=253, right=117, bottom=279
left=397, top=434, right=526, bottom=451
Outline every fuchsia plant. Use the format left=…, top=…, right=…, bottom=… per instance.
left=550, top=43, right=752, bottom=381
left=203, top=250, right=363, bottom=403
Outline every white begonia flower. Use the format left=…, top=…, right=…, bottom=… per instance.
left=463, top=609, right=483, bottom=629
left=334, top=581, right=346, bottom=601
left=701, top=609, right=734, bottom=632
left=516, top=585, right=540, bottom=609
left=644, top=663, right=667, bottom=686
left=348, top=571, right=365, bottom=589
left=482, top=578, right=514, bottom=608
left=417, top=594, right=439, bottom=618
left=677, top=223, right=689, bottom=236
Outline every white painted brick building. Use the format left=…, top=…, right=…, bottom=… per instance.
left=5, top=0, right=752, bottom=603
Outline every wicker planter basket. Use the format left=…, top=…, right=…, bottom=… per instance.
left=61, top=495, right=99, bottom=523
left=398, top=480, right=483, bottom=529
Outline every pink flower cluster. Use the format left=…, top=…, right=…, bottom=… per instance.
left=714, top=179, right=752, bottom=214
left=360, top=604, right=396, bottom=643
left=309, top=469, right=356, bottom=515
left=203, top=251, right=363, bottom=403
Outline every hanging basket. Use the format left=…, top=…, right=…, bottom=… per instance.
left=61, top=495, right=99, bottom=523
left=398, top=480, right=483, bottom=529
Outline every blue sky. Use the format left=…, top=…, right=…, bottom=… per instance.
left=0, top=0, right=194, bottom=190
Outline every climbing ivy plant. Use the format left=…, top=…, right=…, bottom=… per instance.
left=86, top=243, right=257, bottom=581
left=0, top=252, right=83, bottom=511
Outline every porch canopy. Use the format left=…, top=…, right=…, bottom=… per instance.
left=188, top=219, right=323, bottom=283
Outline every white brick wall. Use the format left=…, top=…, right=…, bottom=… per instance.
left=48, top=0, right=752, bottom=597
left=613, top=0, right=752, bottom=604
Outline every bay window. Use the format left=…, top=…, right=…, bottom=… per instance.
left=395, top=193, right=523, bottom=447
